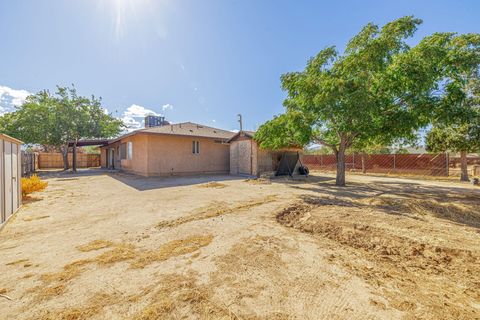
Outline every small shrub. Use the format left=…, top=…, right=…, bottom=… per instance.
left=21, top=174, right=48, bottom=199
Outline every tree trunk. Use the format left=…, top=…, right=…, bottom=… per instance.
left=61, top=145, right=69, bottom=171
left=460, top=150, right=469, bottom=182
left=335, top=139, right=347, bottom=186
left=361, top=153, right=366, bottom=174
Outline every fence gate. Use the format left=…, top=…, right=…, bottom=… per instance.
left=1, top=134, right=22, bottom=227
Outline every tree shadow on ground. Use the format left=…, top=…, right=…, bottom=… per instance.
left=280, top=173, right=480, bottom=229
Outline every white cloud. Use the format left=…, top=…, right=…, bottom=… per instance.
left=0, top=85, right=31, bottom=115
left=121, top=115, right=144, bottom=131
left=121, top=104, right=172, bottom=132
left=121, top=104, right=157, bottom=131
left=162, top=103, right=173, bottom=111
left=124, top=104, right=159, bottom=117
left=212, top=119, right=216, bottom=123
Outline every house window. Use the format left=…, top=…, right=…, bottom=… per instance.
left=192, top=141, right=200, bottom=154
left=127, top=142, right=133, bottom=160
left=120, top=143, right=127, bottom=160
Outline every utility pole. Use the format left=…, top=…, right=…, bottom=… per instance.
left=237, top=114, right=243, bottom=132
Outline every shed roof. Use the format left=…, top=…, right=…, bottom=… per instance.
left=106, top=122, right=236, bottom=145
left=0, top=133, right=23, bottom=144
left=226, top=130, right=255, bottom=143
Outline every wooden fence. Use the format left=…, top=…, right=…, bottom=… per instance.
left=38, top=153, right=101, bottom=169
left=21, top=151, right=38, bottom=176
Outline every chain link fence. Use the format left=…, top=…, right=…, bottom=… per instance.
left=303, top=153, right=480, bottom=177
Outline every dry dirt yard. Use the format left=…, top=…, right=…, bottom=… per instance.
left=1, top=170, right=479, bottom=320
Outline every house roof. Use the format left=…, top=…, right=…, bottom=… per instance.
left=106, top=122, right=236, bottom=145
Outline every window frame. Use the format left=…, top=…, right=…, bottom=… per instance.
left=192, top=140, right=200, bottom=154
left=120, top=143, right=127, bottom=160
left=127, top=141, right=133, bottom=160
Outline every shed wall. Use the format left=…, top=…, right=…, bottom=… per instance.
left=230, top=139, right=254, bottom=175
left=1, top=136, right=22, bottom=227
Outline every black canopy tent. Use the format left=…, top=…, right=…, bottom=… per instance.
left=275, top=151, right=307, bottom=177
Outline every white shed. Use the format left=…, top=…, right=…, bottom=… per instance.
left=1, top=134, right=22, bottom=227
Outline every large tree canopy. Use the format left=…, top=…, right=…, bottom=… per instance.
left=0, top=85, right=124, bottom=169
left=426, top=45, right=480, bottom=181
left=255, top=16, right=480, bottom=186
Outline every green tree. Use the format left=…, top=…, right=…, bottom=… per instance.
left=0, top=85, right=124, bottom=170
left=255, top=16, right=479, bottom=186
left=426, top=124, right=479, bottom=181
left=426, top=34, right=480, bottom=182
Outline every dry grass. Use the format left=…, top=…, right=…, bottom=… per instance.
left=39, top=259, right=92, bottom=283
left=76, top=240, right=114, bottom=252
left=198, top=181, right=228, bottom=189
left=156, top=195, right=277, bottom=229
left=133, top=273, right=237, bottom=320
left=29, top=259, right=93, bottom=301
left=35, top=292, right=119, bottom=320
left=29, top=235, right=214, bottom=302
left=244, top=178, right=271, bottom=185
left=95, top=243, right=136, bottom=265
left=22, top=215, right=50, bottom=222
left=35, top=284, right=67, bottom=300
left=5, top=258, right=29, bottom=266
left=132, top=235, right=214, bottom=268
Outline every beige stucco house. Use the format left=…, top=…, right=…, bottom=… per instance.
left=100, top=121, right=303, bottom=177
left=100, top=122, right=234, bottom=176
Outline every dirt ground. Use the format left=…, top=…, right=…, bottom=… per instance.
left=0, top=170, right=479, bottom=320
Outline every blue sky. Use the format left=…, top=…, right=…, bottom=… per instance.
left=0, top=0, right=479, bottom=132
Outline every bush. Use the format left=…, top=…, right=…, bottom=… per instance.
left=21, top=174, right=48, bottom=199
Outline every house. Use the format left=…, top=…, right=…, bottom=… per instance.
left=228, top=131, right=304, bottom=176
left=100, top=122, right=234, bottom=176
left=99, top=120, right=304, bottom=177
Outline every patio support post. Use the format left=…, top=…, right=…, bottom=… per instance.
left=72, top=142, right=77, bottom=172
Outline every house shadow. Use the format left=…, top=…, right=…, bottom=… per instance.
left=107, top=172, right=244, bottom=191
left=38, top=168, right=243, bottom=191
